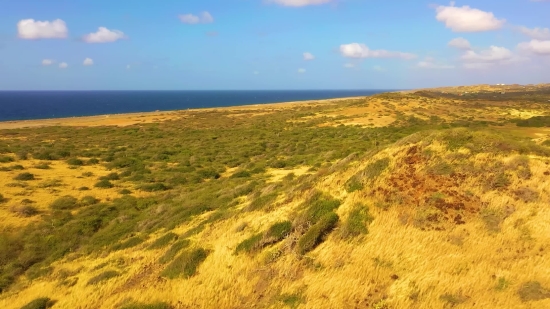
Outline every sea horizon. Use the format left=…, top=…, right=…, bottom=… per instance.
left=0, top=89, right=395, bottom=122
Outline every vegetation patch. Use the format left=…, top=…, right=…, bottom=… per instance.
left=161, top=248, right=209, bottom=279
left=247, top=192, right=278, bottom=211
left=147, top=232, right=178, bottom=250
left=344, top=176, right=363, bottom=193
left=120, top=302, right=172, bottom=309
left=159, top=239, right=191, bottom=264
left=14, top=172, right=35, bottom=181
left=87, top=270, right=120, bottom=285
left=19, top=297, right=55, bottom=309
left=297, top=212, right=339, bottom=254
left=518, top=281, right=550, bottom=302
left=94, top=179, right=114, bottom=188
left=340, top=204, right=374, bottom=239
left=111, top=236, right=145, bottom=251
left=49, top=195, right=78, bottom=210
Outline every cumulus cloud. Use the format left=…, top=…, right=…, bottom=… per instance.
left=59, top=62, right=68, bottom=69
left=42, top=59, right=54, bottom=66
left=179, top=12, right=214, bottom=24
left=417, top=59, right=455, bottom=69
left=448, top=37, right=471, bottom=49
left=83, top=58, right=94, bottom=66
left=298, top=68, right=306, bottom=73
left=17, top=19, right=68, bottom=39
left=459, top=45, right=526, bottom=69
left=435, top=3, right=505, bottom=32
left=339, top=43, right=416, bottom=59
left=303, top=52, right=315, bottom=60
left=518, top=40, right=550, bottom=55
left=267, top=0, right=332, bottom=7
left=518, top=26, right=550, bottom=40
left=83, top=27, right=126, bottom=43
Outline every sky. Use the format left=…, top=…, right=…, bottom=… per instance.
left=0, top=0, right=549, bottom=90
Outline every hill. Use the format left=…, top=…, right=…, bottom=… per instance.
left=1, top=85, right=550, bottom=309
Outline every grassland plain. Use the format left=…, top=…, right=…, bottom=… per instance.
left=1, top=84, right=550, bottom=309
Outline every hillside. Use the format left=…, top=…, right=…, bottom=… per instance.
left=1, top=86, right=550, bottom=309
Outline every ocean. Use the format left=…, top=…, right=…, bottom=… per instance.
left=0, top=90, right=390, bottom=122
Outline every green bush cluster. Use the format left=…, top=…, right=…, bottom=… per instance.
left=19, top=297, right=55, bottom=309
left=161, top=248, right=209, bottom=279
left=341, top=204, right=374, bottom=238
left=297, top=212, right=339, bottom=254
left=86, top=270, right=120, bottom=285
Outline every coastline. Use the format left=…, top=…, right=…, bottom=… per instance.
left=0, top=95, right=367, bottom=130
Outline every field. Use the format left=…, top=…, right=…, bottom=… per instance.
left=1, top=84, right=550, bottom=309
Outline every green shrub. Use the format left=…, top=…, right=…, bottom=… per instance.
left=265, top=221, right=292, bottom=242
left=87, top=158, right=100, bottom=165
left=66, top=158, right=84, bottom=166
left=120, top=302, right=172, bottom=309
left=34, top=163, right=51, bottom=170
left=100, top=172, right=120, bottom=181
left=341, top=204, right=374, bottom=238
left=363, top=158, right=390, bottom=179
left=297, top=212, right=339, bottom=254
left=161, top=248, right=209, bottom=279
left=235, top=233, right=263, bottom=254
left=0, top=155, right=14, bottom=163
left=87, top=270, right=120, bottom=285
left=111, top=236, right=145, bottom=251
left=119, top=189, right=132, bottom=195
left=0, top=193, right=5, bottom=203
left=94, top=179, right=114, bottom=188
left=10, top=204, right=39, bottom=217
left=231, top=170, right=251, bottom=178
left=159, top=239, right=191, bottom=264
left=11, top=165, right=25, bottom=170
left=139, top=183, right=169, bottom=192
left=19, top=297, right=55, bottom=309
left=148, top=233, right=178, bottom=250
left=270, top=160, right=287, bottom=168
left=50, top=196, right=78, bottom=210
left=78, top=186, right=90, bottom=191
left=14, top=172, right=35, bottom=181
left=303, top=193, right=341, bottom=224
left=344, top=176, right=363, bottom=193
left=81, top=196, right=100, bottom=206
left=247, top=192, right=278, bottom=211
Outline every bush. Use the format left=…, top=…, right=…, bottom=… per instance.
left=19, top=297, right=55, bottom=309
left=518, top=281, right=550, bottom=302
left=148, top=233, right=178, bottom=250
left=11, top=165, right=25, bottom=170
left=10, top=204, right=39, bottom=217
left=344, top=176, right=363, bottom=193
left=87, top=270, right=120, bottom=285
left=87, top=158, right=100, bottom=165
left=0, top=155, right=14, bottom=163
left=0, top=193, right=5, bottom=203
left=159, top=239, right=191, bottom=264
left=235, top=233, right=263, bottom=254
left=265, top=221, right=292, bottom=242
left=14, top=172, right=35, bottom=181
left=120, top=189, right=132, bottom=195
left=100, top=172, right=120, bottom=181
left=81, top=196, right=100, bottom=206
left=66, top=158, right=84, bottom=166
left=139, top=183, right=169, bottom=192
left=50, top=196, right=78, bottom=210
left=120, top=303, right=172, bottom=309
left=247, top=192, right=278, bottom=211
left=302, top=193, right=341, bottom=224
left=341, top=204, right=374, bottom=238
left=161, top=248, right=209, bottom=279
left=111, top=236, right=145, bottom=251
left=363, top=158, right=390, bottom=179
left=297, top=212, right=339, bottom=254
left=231, top=170, right=252, bottom=178
left=94, top=179, right=114, bottom=188
left=34, top=163, right=51, bottom=170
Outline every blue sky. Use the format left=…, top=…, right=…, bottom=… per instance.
left=0, top=0, right=549, bottom=90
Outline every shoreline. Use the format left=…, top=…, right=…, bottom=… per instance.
left=0, top=95, right=368, bottom=130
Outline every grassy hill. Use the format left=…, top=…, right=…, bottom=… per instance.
left=1, top=86, right=550, bottom=308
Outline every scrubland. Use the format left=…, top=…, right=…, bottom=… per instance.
left=1, top=84, right=550, bottom=309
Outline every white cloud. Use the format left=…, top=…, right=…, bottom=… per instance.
left=518, top=26, right=550, bottom=40
left=267, top=0, right=332, bottom=7
left=83, top=58, right=94, bottom=66
left=303, top=52, right=315, bottom=61
left=339, top=43, right=416, bottom=59
left=448, top=37, right=471, bottom=49
left=417, top=59, right=455, bottom=69
left=435, top=3, right=505, bottom=32
left=17, top=19, right=68, bottom=39
left=518, top=40, right=550, bottom=55
left=83, top=27, right=126, bottom=43
left=461, top=46, right=514, bottom=62
left=42, top=59, right=54, bottom=66
left=179, top=12, right=214, bottom=24
left=297, top=68, right=306, bottom=73
left=59, top=62, right=68, bottom=69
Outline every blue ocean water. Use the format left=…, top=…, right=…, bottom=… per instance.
left=0, top=90, right=390, bottom=122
